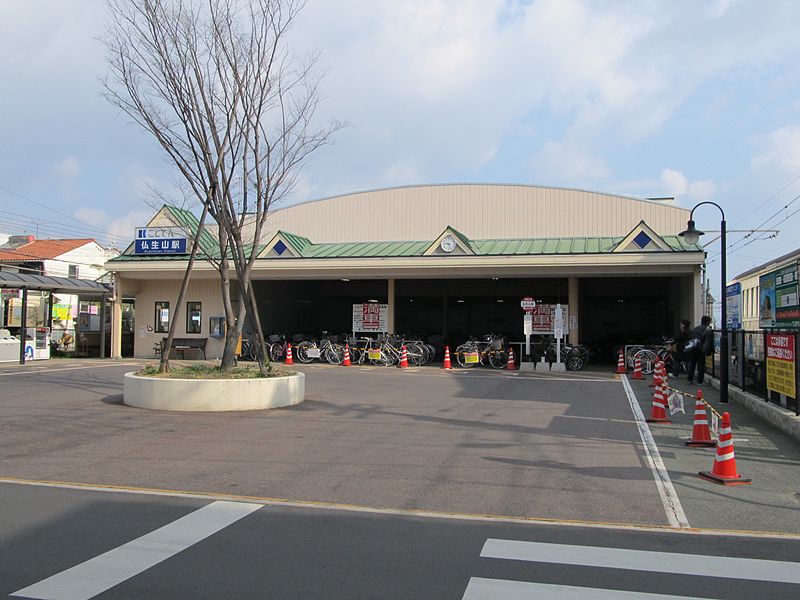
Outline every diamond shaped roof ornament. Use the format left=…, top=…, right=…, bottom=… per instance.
left=632, top=231, right=652, bottom=249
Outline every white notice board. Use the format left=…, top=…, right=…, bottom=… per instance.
left=352, top=303, right=388, bottom=332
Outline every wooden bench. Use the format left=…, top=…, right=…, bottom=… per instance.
left=160, top=337, right=208, bottom=360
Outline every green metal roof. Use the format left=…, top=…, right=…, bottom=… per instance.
left=109, top=206, right=702, bottom=263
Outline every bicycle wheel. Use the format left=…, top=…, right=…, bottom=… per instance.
left=405, top=342, right=425, bottom=366
left=295, top=341, right=314, bottom=363
left=487, top=349, right=508, bottom=369
left=634, top=349, right=658, bottom=374
left=381, top=346, right=398, bottom=366
left=565, top=348, right=584, bottom=371
left=325, top=343, right=345, bottom=365
left=269, top=343, right=284, bottom=362
left=349, top=346, right=363, bottom=364
left=455, top=344, right=477, bottom=368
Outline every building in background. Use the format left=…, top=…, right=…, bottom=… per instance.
left=732, top=248, right=800, bottom=331
left=0, top=236, right=119, bottom=353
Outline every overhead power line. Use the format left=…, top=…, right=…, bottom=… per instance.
left=0, top=184, right=122, bottom=239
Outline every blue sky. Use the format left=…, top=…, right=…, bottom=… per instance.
left=2, top=0, right=800, bottom=291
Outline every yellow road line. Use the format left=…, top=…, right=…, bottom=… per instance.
left=2, top=476, right=799, bottom=540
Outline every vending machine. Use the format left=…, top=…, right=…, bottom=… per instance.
left=23, top=327, right=51, bottom=360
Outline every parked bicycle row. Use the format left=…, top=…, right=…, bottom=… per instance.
left=240, top=332, right=595, bottom=370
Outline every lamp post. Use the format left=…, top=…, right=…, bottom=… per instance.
left=679, top=202, right=728, bottom=404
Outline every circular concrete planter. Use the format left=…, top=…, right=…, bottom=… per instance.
left=123, top=371, right=305, bottom=412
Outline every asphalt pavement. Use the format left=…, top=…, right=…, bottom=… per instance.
left=2, top=482, right=799, bottom=599
left=2, top=358, right=800, bottom=598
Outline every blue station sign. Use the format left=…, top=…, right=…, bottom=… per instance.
left=133, top=226, right=188, bottom=255
left=134, top=238, right=187, bottom=254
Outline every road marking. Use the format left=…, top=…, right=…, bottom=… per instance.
left=0, top=363, right=140, bottom=377
left=480, top=539, right=800, bottom=584
left=12, top=500, right=262, bottom=600
left=5, top=476, right=800, bottom=540
left=463, top=577, right=707, bottom=599
left=621, top=375, right=689, bottom=528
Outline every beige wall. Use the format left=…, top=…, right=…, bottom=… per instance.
left=128, top=277, right=228, bottom=359
left=265, top=184, right=689, bottom=243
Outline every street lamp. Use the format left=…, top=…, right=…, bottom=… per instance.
left=679, top=202, right=728, bottom=403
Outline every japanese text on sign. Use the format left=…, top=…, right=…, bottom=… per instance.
left=766, top=333, right=796, bottom=399
left=352, top=303, right=388, bottom=332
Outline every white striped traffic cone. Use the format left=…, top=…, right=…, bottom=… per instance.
left=685, top=390, right=716, bottom=447
left=699, top=412, right=751, bottom=485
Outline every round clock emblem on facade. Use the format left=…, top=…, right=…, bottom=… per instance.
left=440, top=235, right=457, bottom=253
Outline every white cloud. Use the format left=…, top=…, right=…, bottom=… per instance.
left=688, top=180, right=717, bottom=201
left=660, top=169, right=689, bottom=196
left=534, top=140, right=609, bottom=181
left=751, top=125, right=800, bottom=174
left=659, top=169, right=717, bottom=202
left=52, top=155, right=80, bottom=181
left=73, top=206, right=107, bottom=228
left=107, top=210, right=152, bottom=243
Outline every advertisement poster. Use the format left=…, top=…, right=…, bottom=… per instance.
left=759, top=272, right=777, bottom=328
left=766, top=333, right=796, bottom=398
left=726, top=282, right=741, bottom=329
left=775, top=262, right=800, bottom=328
left=352, top=303, right=388, bottom=332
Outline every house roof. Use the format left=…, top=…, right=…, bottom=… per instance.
left=0, top=239, right=96, bottom=262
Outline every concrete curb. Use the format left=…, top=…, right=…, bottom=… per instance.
left=709, top=378, right=800, bottom=442
left=123, top=371, right=305, bottom=411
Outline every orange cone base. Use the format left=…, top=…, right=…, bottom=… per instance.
left=632, top=373, right=644, bottom=380
left=646, top=417, right=672, bottom=424
left=685, top=439, right=717, bottom=448
left=698, top=471, right=751, bottom=485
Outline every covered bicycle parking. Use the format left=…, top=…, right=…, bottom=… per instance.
left=105, top=184, right=705, bottom=363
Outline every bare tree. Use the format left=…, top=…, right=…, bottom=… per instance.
left=103, top=0, right=341, bottom=373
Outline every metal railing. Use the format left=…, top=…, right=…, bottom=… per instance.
left=708, top=329, right=798, bottom=416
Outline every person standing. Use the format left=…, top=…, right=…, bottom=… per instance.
left=671, top=319, right=691, bottom=376
left=686, top=315, right=713, bottom=384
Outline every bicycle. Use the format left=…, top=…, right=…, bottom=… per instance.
left=454, top=334, right=507, bottom=369
left=295, top=334, right=345, bottom=364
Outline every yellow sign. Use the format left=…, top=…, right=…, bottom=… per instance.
left=465, top=352, right=479, bottom=364
left=368, top=349, right=382, bottom=361
left=766, top=334, right=796, bottom=398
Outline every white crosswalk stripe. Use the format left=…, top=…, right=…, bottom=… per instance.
left=463, top=578, right=710, bottom=599
left=463, top=539, right=800, bottom=599
left=12, top=500, right=263, bottom=600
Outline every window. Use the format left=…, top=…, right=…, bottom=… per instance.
left=68, top=264, right=79, bottom=279
left=155, top=301, right=170, bottom=333
left=186, top=302, right=202, bottom=334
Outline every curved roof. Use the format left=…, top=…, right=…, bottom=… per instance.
left=266, top=183, right=689, bottom=244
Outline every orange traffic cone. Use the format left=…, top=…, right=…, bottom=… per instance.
left=343, top=343, right=351, bottom=366
left=399, top=344, right=409, bottom=369
left=285, top=342, right=293, bottom=365
left=685, top=390, right=716, bottom=447
left=442, top=346, right=453, bottom=370
left=615, top=350, right=626, bottom=374
left=632, top=356, right=644, bottom=380
left=649, top=360, right=662, bottom=388
left=699, top=412, right=751, bottom=485
left=646, top=373, right=671, bottom=423
left=506, top=347, right=516, bottom=370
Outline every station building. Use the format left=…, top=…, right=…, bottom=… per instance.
left=106, top=184, right=705, bottom=359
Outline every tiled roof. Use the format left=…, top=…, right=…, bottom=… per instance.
left=0, top=239, right=95, bottom=262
